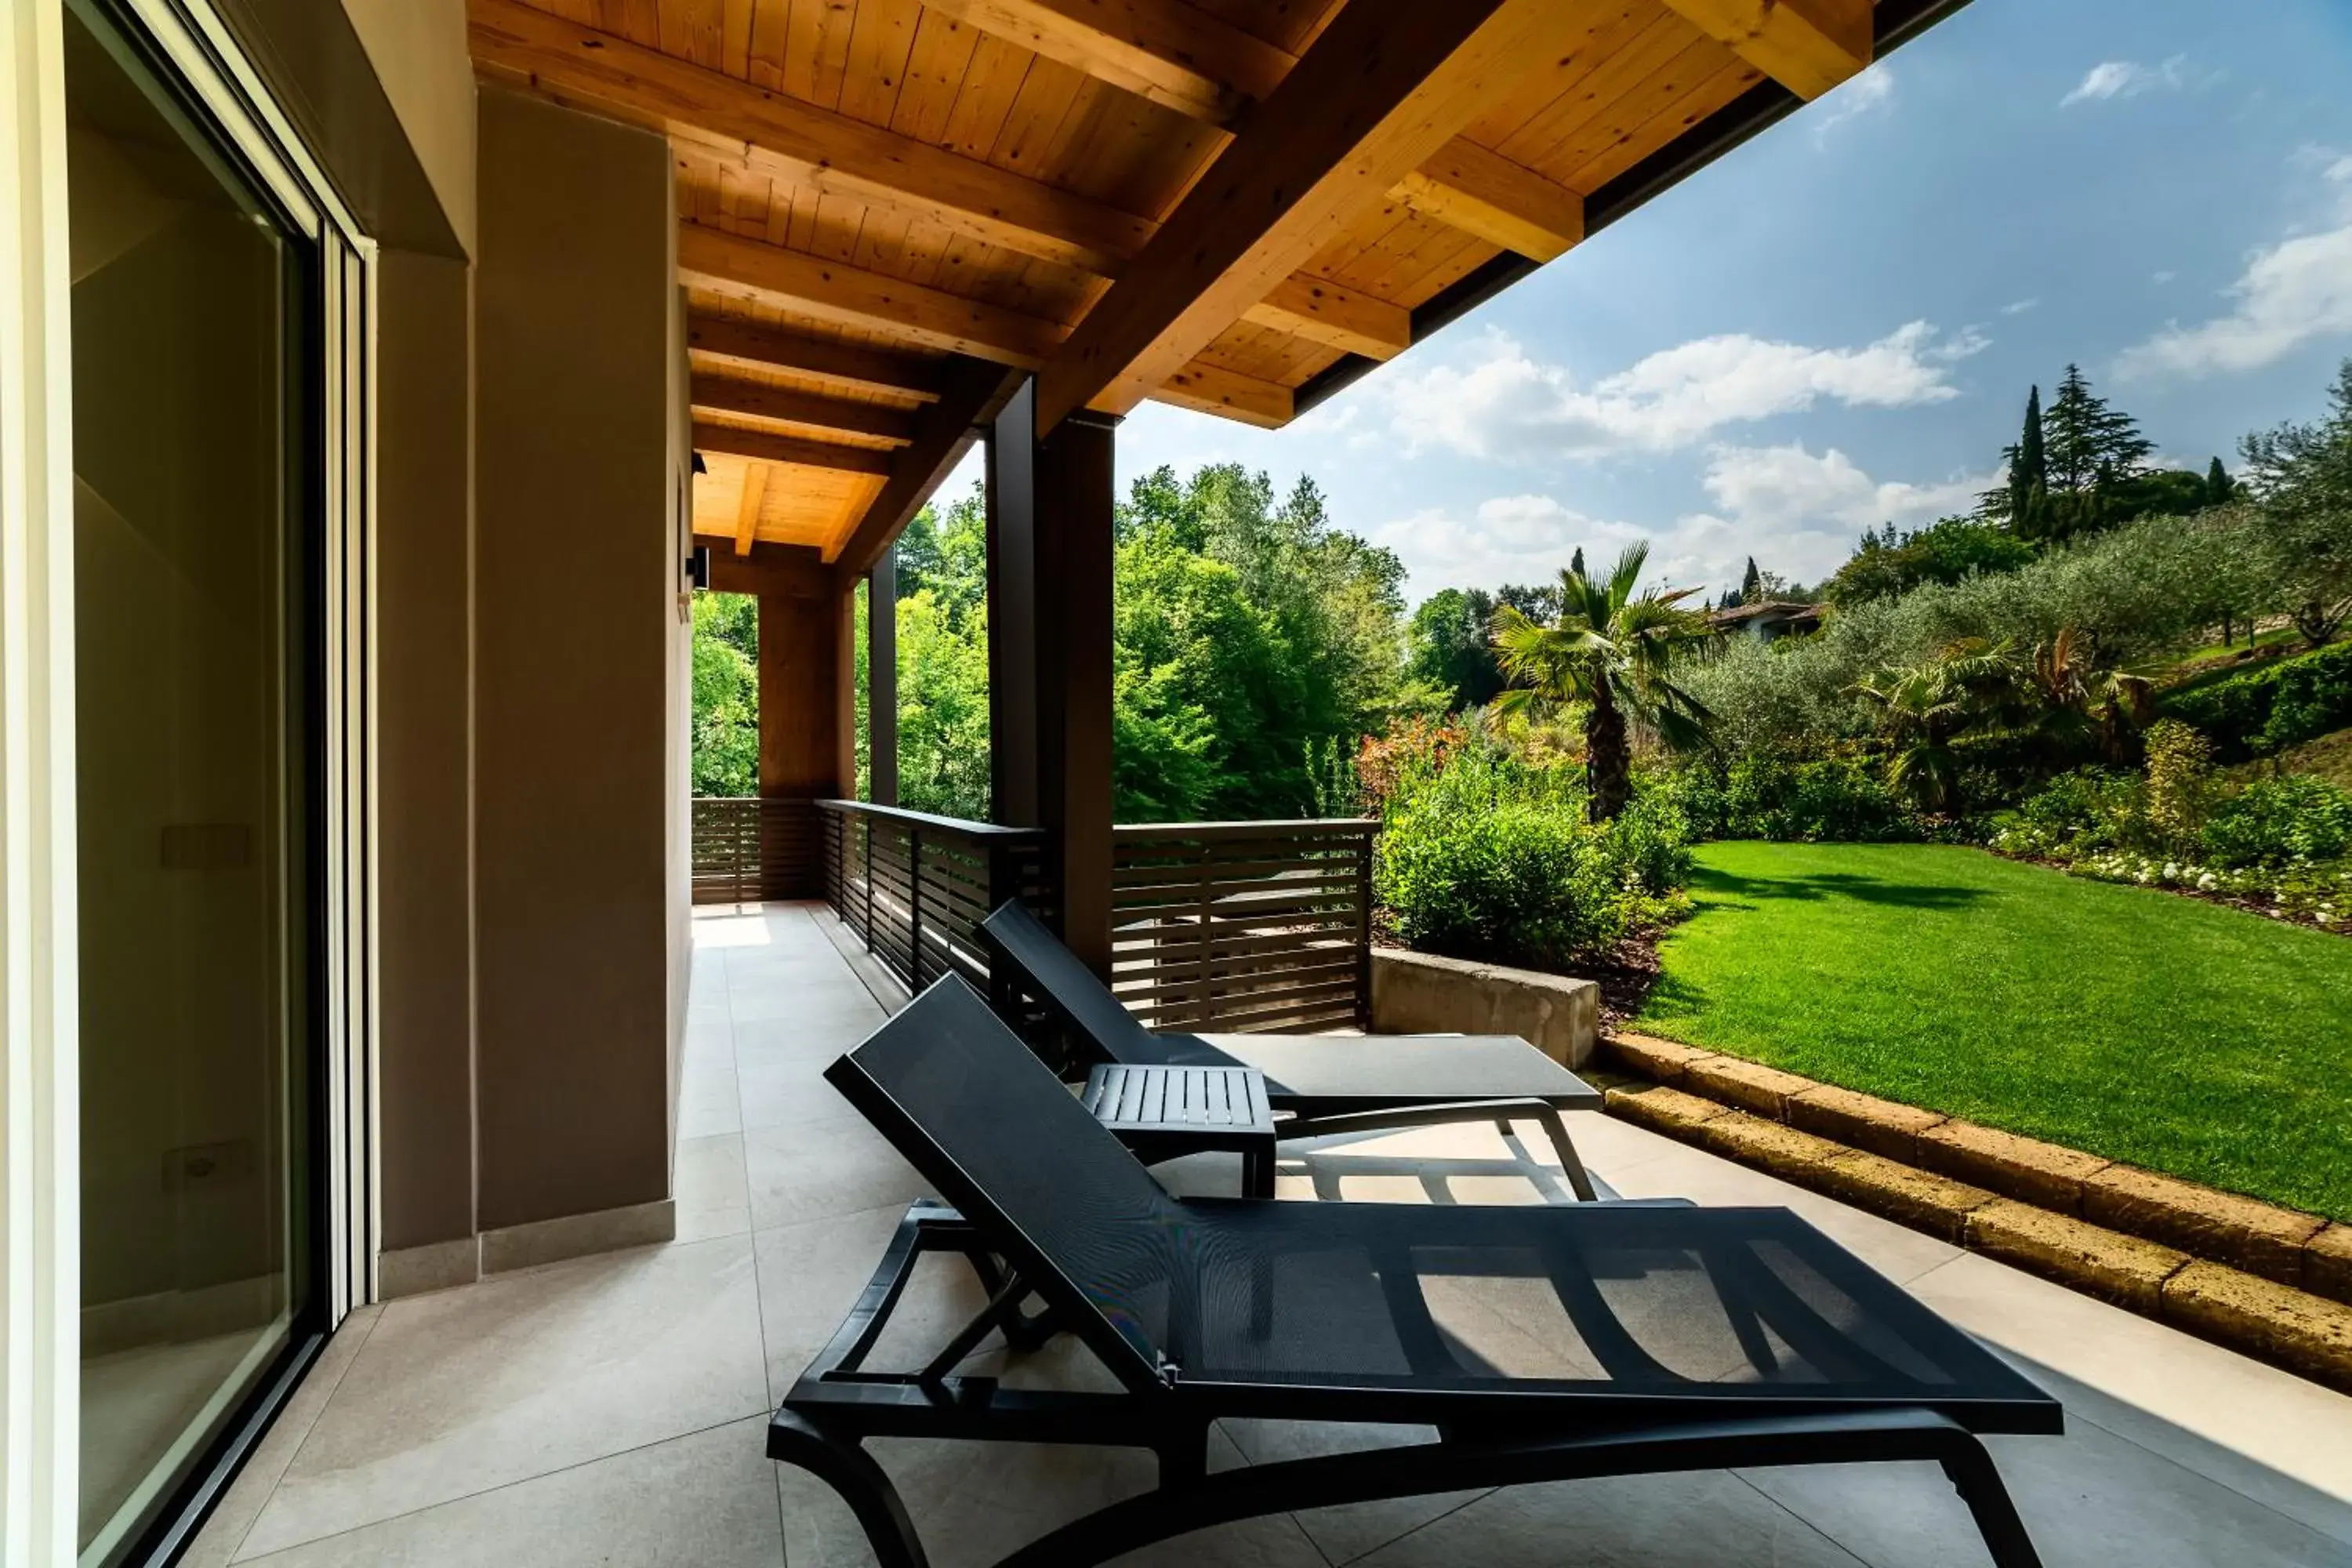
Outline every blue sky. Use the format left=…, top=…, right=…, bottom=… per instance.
left=937, top=0, right=2352, bottom=603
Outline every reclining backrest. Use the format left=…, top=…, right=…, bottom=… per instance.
left=979, top=900, right=1164, bottom=1065
left=825, top=975, right=1185, bottom=1392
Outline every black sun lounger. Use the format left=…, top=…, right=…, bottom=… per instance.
left=980, top=898, right=1608, bottom=1198
left=770, top=976, right=2062, bottom=1568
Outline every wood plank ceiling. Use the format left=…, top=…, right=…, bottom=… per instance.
left=467, top=0, right=1907, bottom=569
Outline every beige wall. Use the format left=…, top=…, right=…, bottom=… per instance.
left=473, top=87, right=681, bottom=1232
left=340, top=0, right=477, bottom=256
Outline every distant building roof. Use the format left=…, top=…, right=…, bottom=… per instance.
left=1708, top=601, right=1824, bottom=628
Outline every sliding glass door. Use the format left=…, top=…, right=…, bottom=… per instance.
left=63, top=2, right=326, bottom=1560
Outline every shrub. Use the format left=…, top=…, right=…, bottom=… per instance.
left=2200, top=775, right=2352, bottom=868
left=2162, top=640, right=2352, bottom=759
left=1374, top=743, right=1687, bottom=969
left=2143, top=720, right=2215, bottom=850
left=1991, top=768, right=2147, bottom=858
left=1661, top=751, right=1919, bottom=842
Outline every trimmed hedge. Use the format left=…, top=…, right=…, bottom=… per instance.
left=2162, top=640, right=2352, bottom=760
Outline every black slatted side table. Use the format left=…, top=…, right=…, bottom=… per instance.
left=1080, top=1062, right=1277, bottom=1198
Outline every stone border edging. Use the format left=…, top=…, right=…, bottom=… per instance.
left=1595, top=1033, right=2352, bottom=1393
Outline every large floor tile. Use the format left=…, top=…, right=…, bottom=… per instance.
left=742, top=1115, right=928, bottom=1232
left=241, top=1418, right=784, bottom=1567
left=181, top=1307, right=384, bottom=1568
left=677, top=1050, right=743, bottom=1140
left=1352, top=1467, right=1867, bottom=1567
left=777, top=1425, right=1323, bottom=1568
left=1740, top=1416, right=2348, bottom=1567
left=731, top=1009, right=887, bottom=1072
left=676, top=1134, right=752, bottom=1243
left=238, top=1236, right=767, bottom=1559
left=1905, top=1250, right=2352, bottom=1542
left=737, top=1052, right=859, bottom=1133
left=1221, top=1418, right=1489, bottom=1565
left=752, top=1206, right=980, bottom=1402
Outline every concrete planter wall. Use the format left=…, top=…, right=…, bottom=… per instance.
left=1369, top=949, right=1599, bottom=1069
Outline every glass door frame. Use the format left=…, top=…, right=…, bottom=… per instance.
left=2, top=0, right=379, bottom=1562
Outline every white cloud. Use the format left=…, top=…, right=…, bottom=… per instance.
left=1371, top=495, right=1646, bottom=594
left=2152, top=270, right=2177, bottom=285
left=2000, top=298, right=2039, bottom=316
left=1379, top=448, right=1996, bottom=599
left=2115, top=223, right=2352, bottom=379
left=2060, top=56, right=2187, bottom=107
left=1813, top=64, right=1895, bottom=141
left=1379, top=321, right=1982, bottom=461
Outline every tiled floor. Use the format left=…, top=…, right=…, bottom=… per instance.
left=188, top=902, right=2352, bottom=1566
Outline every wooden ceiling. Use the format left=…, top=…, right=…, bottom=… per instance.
left=467, top=0, right=1954, bottom=572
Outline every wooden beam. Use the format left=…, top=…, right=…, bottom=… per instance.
left=687, top=314, right=942, bottom=402
left=925, top=0, right=1588, bottom=264
left=1036, top=0, right=1590, bottom=429
left=1393, top=140, right=1584, bottom=262
left=680, top=223, right=1067, bottom=367
left=1147, top=361, right=1293, bottom=428
left=920, top=0, right=1288, bottom=125
left=468, top=0, right=1152, bottom=274
left=1655, top=0, right=1871, bottom=100
left=709, top=544, right=829, bottom=600
left=833, top=361, right=1030, bottom=581
left=733, top=462, right=768, bottom=556
left=1241, top=276, right=1409, bottom=361
left=693, top=421, right=897, bottom=476
left=690, top=372, right=916, bottom=446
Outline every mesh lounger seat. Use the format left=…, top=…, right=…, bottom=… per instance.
left=771, top=977, right=2062, bottom=1568
left=981, top=898, right=1610, bottom=1198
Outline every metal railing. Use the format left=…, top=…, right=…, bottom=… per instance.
left=814, top=803, right=1377, bottom=1033
left=817, top=800, right=1046, bottom=994
left=691, top=797, right=822, bottom=904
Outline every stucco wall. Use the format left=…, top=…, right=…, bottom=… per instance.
left=472, top=87, right=678, bottom=1232
left=339, top=0, right=476, bottom=256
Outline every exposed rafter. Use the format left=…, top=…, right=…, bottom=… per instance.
left=1035, top=0, right=1596, bottom=430
left=920, top=0, right=1288, bottom=125
left=1656, top=0, right=1872, bottom=99
left=929, top=0, right=1588, bottom=264
left=1150, top=361, right=1292, bottom=429
left=1241, top=277, right=1409, bottom=361
left=679, top=224, right=1068, bottom=366
left=690, top=373, right=916, bottom=447
left=469, top=0, right=1150, bottom=273
left=733, top=463, right=768, bottom=556
left=686, top=314, right=942, bottom=403
left=691, top=420, right=896, bottom=477
left=833, top=362, right=1029, bottom=580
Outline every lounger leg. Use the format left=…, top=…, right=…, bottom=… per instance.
left=1937, top=1436, right=2045, bottom=1568
left=1540, top=1110, right=1600, bottom=1202
left=768, top=1412, right=931, bottom=1568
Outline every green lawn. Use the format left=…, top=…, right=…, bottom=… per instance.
left=1637, top=842, right=2352, bottom=1220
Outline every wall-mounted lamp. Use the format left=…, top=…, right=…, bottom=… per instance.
left=685, top=544, right=711, bottom=590
left=691, top=451, right=708, bottom=477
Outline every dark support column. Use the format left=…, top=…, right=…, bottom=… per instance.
left=987, top=377, right=1116, bottom=975
left=986, top=382, right=1040, bottom=829
left=867, top=546, right=898, bottom=806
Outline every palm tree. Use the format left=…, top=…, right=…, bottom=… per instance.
left=2020, top=627, right=2152, bottom=765
left=1490, top=543, right=1716, bottom=822
left=1849, top=639, right=2018, bottom=815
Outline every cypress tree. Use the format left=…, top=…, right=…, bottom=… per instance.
left=2008, top=385, right=2047, bottom=519
left=1569, top=546, right=1586, bottom=580
left=2205, top=456, right=2234, bottom=504
left=1740, top=556, right=1762, bottom=604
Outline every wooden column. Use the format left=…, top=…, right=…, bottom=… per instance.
left=987, top=378, right=1116, bottom=975
left=867, top=545, right=898, bottom=806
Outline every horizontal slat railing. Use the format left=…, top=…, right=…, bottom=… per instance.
left=817, top=800, right=1045, bottom=996
left=1110, top=818, right=1377, bottom=1035
left=815, top=805, right=1377, bottom=1036
left=691, top=797, right=822, bottom=904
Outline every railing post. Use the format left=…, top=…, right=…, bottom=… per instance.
left=908, top=827, right=924, bottom=985
left=1355, top=825, right=1374, bottom=1029
left=861, top=812, right=876, bottom=952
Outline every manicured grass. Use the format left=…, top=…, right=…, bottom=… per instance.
left=1637, top=841, right=2352, bottom=1220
